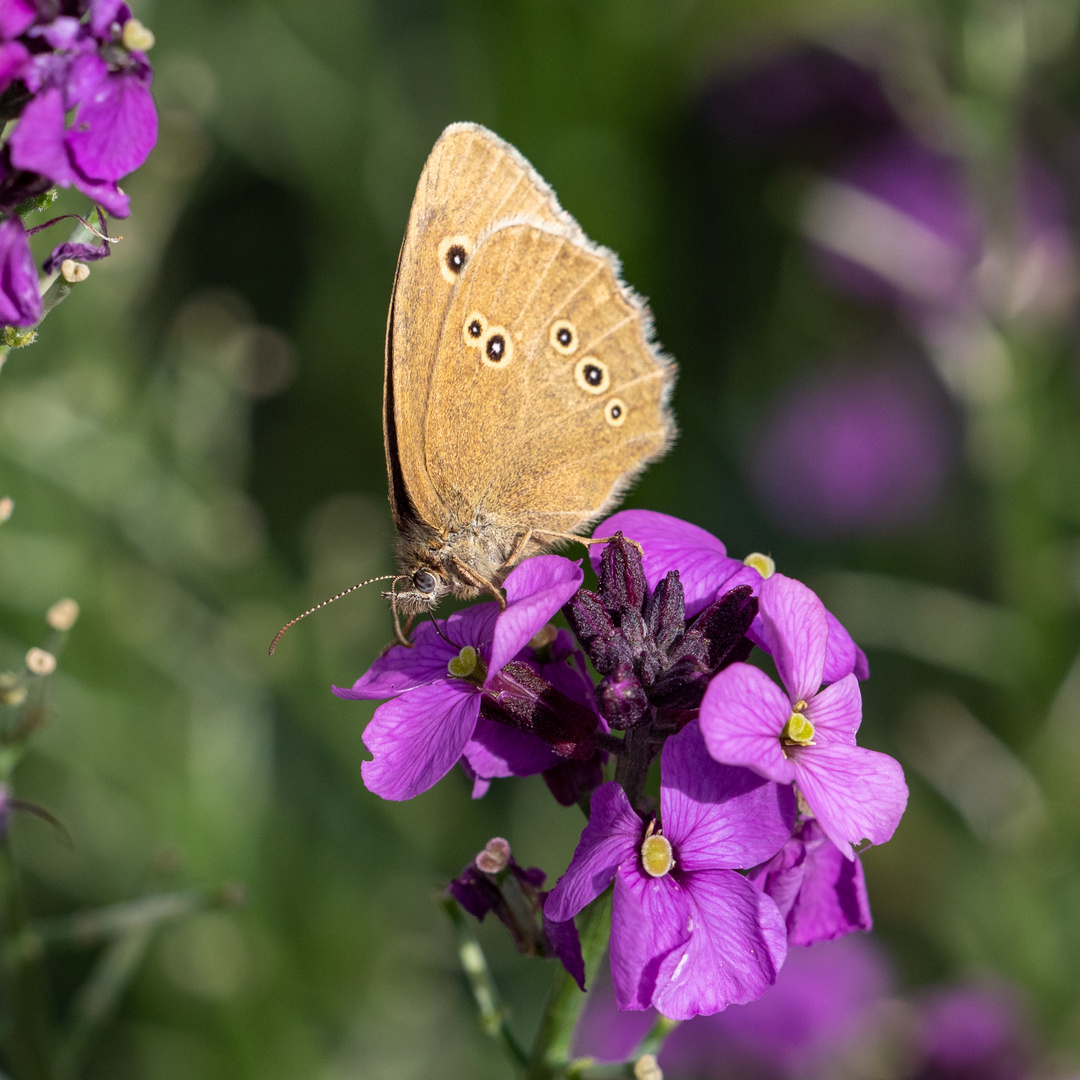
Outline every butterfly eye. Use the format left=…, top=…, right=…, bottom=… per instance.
left=574, top=356, right=610, bottom=395
left=481, top=325, right=514, bottom=368
left=437, top=234, right=473, bottom=283
left=549, top=319, right=578, bottom=355
left=462, top=311, right=487, bottom=347
left=605, top=398, right=627, bottom=426
left=413, top=571, right=437, bottom=594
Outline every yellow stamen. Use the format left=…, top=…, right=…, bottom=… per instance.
left=447, top=645, right=479, bottom=679
left=640, top=833, right=675, bottom=878
left=781, top=710, right=815, bottom=745
left=743, top=552, right=776, bottom=578
left=121, top=18, right=155, bottom=52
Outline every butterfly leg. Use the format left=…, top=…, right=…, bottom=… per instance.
left=448, top=557, right=507, bottom=610
left=504, top=529, right=534, bottom=568
left=532, top=530, right=644, bottom=556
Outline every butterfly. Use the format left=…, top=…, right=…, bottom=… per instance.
left=269, top=124, right=675, bottom=655
left=381, top=123, right=676, bottom=642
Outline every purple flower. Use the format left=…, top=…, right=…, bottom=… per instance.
left=659, top=934, right=894, bottom=1079
left=748, top=364, right=955, bottom=536
left=0, top=0, right=35, bottom=42
left=546, top=722, right=794, bottom=1019
left=699, top=573, right=907, bottom=855
left=915, top=983, right=1032, bottom=1080
left=591, top=510, right=869, bottom=682
left=748, top=818, right=871, bottom=945
left=0, top=213, right=40, bottom=325
left=333, top=556, right=586, bottom=801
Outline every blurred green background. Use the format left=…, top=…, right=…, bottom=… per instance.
left=3, top=0, right=1080, bottom=1076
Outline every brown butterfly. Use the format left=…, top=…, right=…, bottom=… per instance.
left=383, top=123, right=676, bottom=640
left=270, top=123, right=675, bottom=654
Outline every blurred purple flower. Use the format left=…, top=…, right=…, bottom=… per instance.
left=573, top=934, right=893, bottom=1077
left=546, top=722, right=794, bottom=1019
left=0, top=212, right=40, bottom=324
left=702, top=45, right=897, bottom=157
left=333, top=556, right=586, bottom=801
left=700, top=573, right=907, bottom=855
left=749, top=364, right=954, bottom=535
left=748, top=818, right=872, bottom=945
left=915, top=983, right=1032, bottom=1080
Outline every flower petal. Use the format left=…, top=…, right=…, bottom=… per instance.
left=652, top=869, right=787, bottom=1019
left=787, top=821, right=872, bottom=945
left=794, top=743, right=908, bottom=854
left=661, top=721, right=795, bottom=872
left=610, top=863, right=692, bottom=1011
left=545, top=782, right=641, bottom=921
left=333, top=620, right=460, bottom=700
left=699, top=663, right=795, bottom=784
left=360, top=681, right=479, bottom=801
left=805, top=674, right=861, bottom=744
left=487, top=555, right=584, bottom=676
left=591, top=510, right=744, bottom=617
left=0, top=40, right=27, bottom=92
left=0, top=0, right=34, bottom=39
left=68, top=70, right=158, bottom=182
left=542, top=895, right=586, bottom=991
left=757, top=574, right=828, bottom=702
left=0, top=215, right=41, bottom=327
left=462, top=716, right=557, bottom=780
left=9, top=87, right=74, bottom=186
left=822, top=609, right=870, bottom=683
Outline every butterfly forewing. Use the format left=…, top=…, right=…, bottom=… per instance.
left=385, top=124, right=577, bottom=533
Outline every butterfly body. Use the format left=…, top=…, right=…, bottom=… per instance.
left=384, top=123, right=676, bottom=622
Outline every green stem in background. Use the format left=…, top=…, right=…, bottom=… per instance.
left=52, top=925, right=153, bottom=1080
left=527, top=887, right=613, bottom=1080
left=440, top=896, right=530, bottom=1070
left=0, top=834, right=54, bottom=1080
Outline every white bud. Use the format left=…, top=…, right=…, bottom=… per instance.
left=121, top=18, right=155, bottom=52
left=60, top=259, right=90, bottom=283
left=46, top=598, right=80, bottom=632
left=634, top=1055, right=663, bottom=1080
left=25, top=648, right=56, bottom=676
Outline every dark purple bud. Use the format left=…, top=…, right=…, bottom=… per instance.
left=447, top=840, right=549, bottom=957
left=542, top=753, right=605, bottom=807
left=596, top=661, right=649, bottom=730
left=42, top=238, right=110, bottom=275
left=486, top=661, right=598, bottom=760
left=599, top=533, right=648, bottom=620
left=563, top=588, right=616, bottom=655
left=675, top=585, right=758, bottom=670
left=644, top=570, right=686, bottom=652
left=647, top=653, right=712, bottom=710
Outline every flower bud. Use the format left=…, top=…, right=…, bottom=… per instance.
left=46, top=598, right=79, bottom=631
left=597, top=661, right=648, bottom=729
left=25, top=648, right=56, bottom=676
left=599, top=533, right=648, bottom=619
left=59, top=259, right=89, bottom=283
left=644, top=570, right=686, bottom=652
left=634, top=1054, right=663, bottom=1080
left=122, top=18, right=155, bottom=52
left=0, top=672, right=26, bottom=706
left=475, top=837, right=511, bottom=874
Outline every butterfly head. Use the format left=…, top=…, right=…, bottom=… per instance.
left=384, top=565, right=450, bottom=616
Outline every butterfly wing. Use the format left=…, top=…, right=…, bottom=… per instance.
left=423, top=220, right=675, bottom=539
left=385, top=123, right=581, bottom=535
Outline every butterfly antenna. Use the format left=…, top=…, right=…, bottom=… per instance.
left=269, top=574, right=400, bottom=655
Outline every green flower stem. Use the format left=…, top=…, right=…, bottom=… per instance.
left=0, top=834, right=54, bottom=1080
left=53, top=924, right=153, bottom=1080
left=527, top=886, right=613, bottom=1080
left=440, top=896, right=529, bottom=1070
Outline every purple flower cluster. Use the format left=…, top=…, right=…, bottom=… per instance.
left=336, top=510, right=908, bottom=1019
left=0, top=0, right=156, bottom=325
